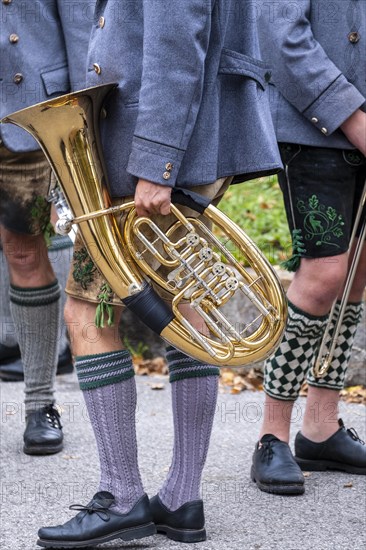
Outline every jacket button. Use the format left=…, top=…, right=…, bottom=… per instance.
left=13, top=73, right=23, bottom=84
left=348, top=31, right=360, bottom=43
left=93, top=63, right=102, bottom=75
left=9, top=33, right=19, bottom=43
left=163, top=172, right=171, bottom=180
left=311, top=117, right=319, bottom=124
left=2, top=0, right=12, bottom=4
left=165, top=162, right=173, bottom=171
left=321, top=127, right=328, bottom=135
left=99, top=16, right=105, bottom=28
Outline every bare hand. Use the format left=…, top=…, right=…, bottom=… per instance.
left=134, top=179, right=172, bottom=217
left=340, top=109, right=366, bottom=156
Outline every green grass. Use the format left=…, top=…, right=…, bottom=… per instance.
left=218, top=175, right=292, bottom=266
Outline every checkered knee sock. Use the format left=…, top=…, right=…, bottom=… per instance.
left=307, top=301, right=364, bottom=390
left=264, top=300, right=328, bottom=401
left=75, top=350, right=145, bottom=514
left=159, top=347, right=219, bottom=511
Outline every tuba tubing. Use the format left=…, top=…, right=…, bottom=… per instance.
left=1, top=83, right=287, bottom=367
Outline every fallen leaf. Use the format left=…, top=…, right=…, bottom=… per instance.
left=132, top=356, right=365, bottom=404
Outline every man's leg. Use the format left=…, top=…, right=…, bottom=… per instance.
left=252, top=144, right=366, bottom=493
left=0, top=145, right=65, bottom=453
left=0, top=233, right=73, bottom=381
left=38, top=226, right=155, bottom=547
left=295, top=242, right=366, bottom=473
left=1, top=228, right=64, bottom=454
left=260, top=254, right=349, bottom=442
left=252, top=255, right=347, bottom=495
left=150, top=304, right=219, bottom=543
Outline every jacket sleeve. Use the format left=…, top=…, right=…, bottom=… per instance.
left=127, top=0, right=213, bottom=187
left=257, top=0, right=365, bottom=137
left=56, top=0, right=94, bottom=91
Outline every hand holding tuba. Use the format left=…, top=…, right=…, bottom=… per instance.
left=1, top=83, right=287, bottom=367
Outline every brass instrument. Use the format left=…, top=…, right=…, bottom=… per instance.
left=313, top=180, right=366, bottom=378
left=1, top=83, right=287, bottom=367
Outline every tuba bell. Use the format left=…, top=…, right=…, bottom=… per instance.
left=1, top=83, right=287, bottom=367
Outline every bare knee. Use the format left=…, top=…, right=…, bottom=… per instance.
left=288, top=255, right=349, bottom=314
left=64, top=296, right=123, bottom=357
left=1, top=229, right=54, bottom=285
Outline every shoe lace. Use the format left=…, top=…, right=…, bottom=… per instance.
left=43, top=404, right=62, bottom=429
left=347, top=427, right=365, bottom=445
left=259, top=441, right=274, bottom=463
left=69, top=503, right=110, bottom=522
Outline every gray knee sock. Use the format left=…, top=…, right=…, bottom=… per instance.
left=10, top=281, right=61, bottom=414
left=76, top=350, right=145, bottom=514
left=159, top=347, right=219, bottom=511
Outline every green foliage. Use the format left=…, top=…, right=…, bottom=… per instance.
left=123, top=337, right=149, bottom=359
left=95, top=283, right=115, bottom=328
left=218, top=176, right=291, bottom=265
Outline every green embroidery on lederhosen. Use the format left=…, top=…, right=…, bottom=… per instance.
left=95, top=283, right=115, bottom=328
left=30, top=196, right=55, bottom=246
left=296, top=194, right=345, bottom=248
left=72, top=246, right=97, bottom=290
left=281, top=229, right=307, bottom=272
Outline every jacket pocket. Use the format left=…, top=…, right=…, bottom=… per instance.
left=218, top=48, right=271, bottom=89
left=40, top=65, right=70, bottom=97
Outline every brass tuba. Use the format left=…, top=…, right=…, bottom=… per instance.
left=1, top=83, right=287, bottom=367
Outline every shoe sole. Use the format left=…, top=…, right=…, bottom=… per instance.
left=23, top=443, right=64, bottom=456
left=37, top=522, right=156, bottom=548
left=295, top=457, right=366, bottom=475
left=250, top=466, right=305, bottom=495
left=155, top=523, right=206, bottom=543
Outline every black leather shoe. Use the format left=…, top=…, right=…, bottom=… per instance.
left=150, top=494, right=206, bottom=543
left=251, top=434, right=305, bottom=495
left=37, top=492, right=156, bottom=548
left=295, top=419, right=366, bottom=474
left=0, top=343, right=21, bottom=364
left=23, top=404, right=64, bottom=455
left=0, top=346, right=73, bottom=382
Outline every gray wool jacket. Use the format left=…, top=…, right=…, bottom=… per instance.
left=86, top=0, right=282, bottom=197
left=0, top=0, right=94, bottom=152
left=256, top=0, right=366, bottom=149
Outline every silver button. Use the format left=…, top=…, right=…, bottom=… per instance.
left=348, top=31, right=360, bottom=44
left=93, top=63, right=101, bottom=75
left=311, top=117, right=319, bottom=124
left=163, top=172, right=171, bottom=180
left=13, top=73, right=23, bottom=84
left=9, top=33, right=19, bottom=43
left=321, top=127, right=328, bottom=135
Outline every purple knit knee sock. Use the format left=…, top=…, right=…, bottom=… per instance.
left=159, top=375, right=218, bottom=511
left=76, top=351, right=145, bottom=514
